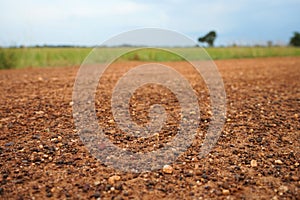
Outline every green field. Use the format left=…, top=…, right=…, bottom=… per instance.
left=1, top=47, right=300, bottom=69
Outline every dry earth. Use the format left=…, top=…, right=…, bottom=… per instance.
left=0, top=57, right=299, bottom=199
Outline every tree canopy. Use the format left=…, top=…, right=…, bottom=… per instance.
left=289, top=32, right=300, bottom=47
left=198, top=31, right=217, bottom=47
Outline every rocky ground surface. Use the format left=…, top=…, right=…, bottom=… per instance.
left=0, top=57, right=299, bottom=199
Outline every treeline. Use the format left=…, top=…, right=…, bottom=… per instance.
left=1, top=31, right=300, bottom=49
left=198, top=31, right=300, bottom=47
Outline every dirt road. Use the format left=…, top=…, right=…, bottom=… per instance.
left=0, top=57, right=299, bottom=199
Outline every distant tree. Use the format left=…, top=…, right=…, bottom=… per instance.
left=267, top=41, right=273, bottom=47
left=289, top=32, right=300, bottom=47
left=198, top=31, right=217, bottom=47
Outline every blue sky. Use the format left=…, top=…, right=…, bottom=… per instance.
left=0, top=0, right=299, bottom=47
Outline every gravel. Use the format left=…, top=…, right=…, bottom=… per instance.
left=0, top=57, right=299, bottom=199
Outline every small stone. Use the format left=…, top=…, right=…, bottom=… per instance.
left=291, top=175, right=299, bottom=181
left=57, top=143, right=63, bottom=147
left=275, top=160, right=283, bottom=165
left=109, top=129, right=116, bottom=134
left=115, top=183, right=123, bottom=191
left=83, top=184, right=90, bottom=192
left=162, top=165, right=173, bottom=174
left=51, top=138, right=58, bottom=142
left=32, top=134, right=40, bottom=140
left=15, top=179, right=23, bottom=184
left=281, top=136, right=290, bottom=143
left=190, top=111, right=196, bottom=115
left=94, top=181, right=101, bottom=186
left=278, top=185, right=288, bottom=193
left=204, top=186, right=210, bottom=190
left=294, top=113, right=299, bottom=118
left=43, top=154, right=48, bottom=158
left=108, top=119, right=114, bottom=124
left=222, top=189, right=230, bottom=195
left=92, top=192, right=101, bottom=198
left=222, top=183, right=229, bottom=189
left=108, top=175, right=121, bottom=185
left=57, top=136, right=62, bottom=141
left=123, top=190, right=129, bottom=196
left=35, top=111, right=44, bottom=115
left=5, top=142, right=14, bottom=146
left=250, top=160, right=258, bottom=167
left=46, top=192, right=52, bottom=197
left=69, top=101, right=74, bottom=106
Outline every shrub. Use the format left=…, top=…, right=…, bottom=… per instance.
left=0, top=48, right=18, bottom=69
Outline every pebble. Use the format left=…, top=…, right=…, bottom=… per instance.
left=69, top=101, right=74, bottom=106
left=108, top=175, right=121, bottom=185
left=94, top=181, right=101, bottom=186
left=222, top=189, right=230, bottom=195
left=43, top=154, right=48, bottom=158
left=35, top=111, right=44, bottom=115
left=57, top=136, right=62, bottom=141
left=274, top=160, right=283, bottom=165
left=51, top=138, right=58, bottom=143
left=57, top=143, right=63, bottom=147
left=163, top=165, right=173, bottom=174
left=291, top=175, right=299, bottom=181
left=92, top=192, right=101, bottom=198
left=115, top=183, right=123, bottom=191
left=190, top=111, right=196, bottom=115
left=278, top=185, right=288, bottom=193
left=250, top=160, right=258, bottom=167
left=83, top=184, right=90, bottom=192
left=46, top=192, right=52, bottom=197
left=32, top=134, right=40, bottom=140
left=5, top=142, right=14, bottom=146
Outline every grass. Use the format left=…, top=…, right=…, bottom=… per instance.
left=0, top=46, right=299, bottom=69
left=0, top=47, right=91, bottom=69
left=206, top=47, right=300, bottom=59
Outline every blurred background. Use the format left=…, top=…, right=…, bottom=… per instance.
left=0, top=0, right=300, bottom=69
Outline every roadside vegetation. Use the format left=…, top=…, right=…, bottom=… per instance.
left=0, top=46, right=300, bottom=69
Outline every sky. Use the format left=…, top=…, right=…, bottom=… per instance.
left=0, top=0, right=299, bottom=47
